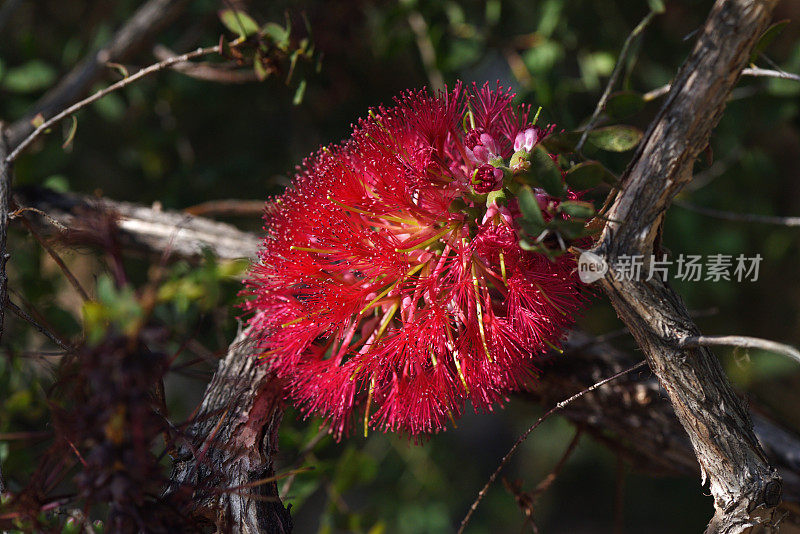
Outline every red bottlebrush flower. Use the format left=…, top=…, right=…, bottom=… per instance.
left=243, top=82, right=589, bottom=438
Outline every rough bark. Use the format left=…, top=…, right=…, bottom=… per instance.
left=591, top=0, right=782, bottom=532
left=169, top=326, right=293, bottom=533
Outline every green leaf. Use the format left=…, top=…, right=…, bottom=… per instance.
left=605, top=91, right=645, bottom=119
left=647, top=0, right=666, bottom=14
left=486, top=188, right=507, bottom=207
left=548, top=218, right=589, bottom=240
left=529, top=147, right=567, bottom=197
left=517, top=185, right=546, bottom=236
left=219, top=9, right=260, bottom=38
left=2, top=60, right=56, bottom=93
left=750, top=20, right=789, bottom=63
left=541, top=130, right=580, bottom=153
left=62, top=115, right=78, bottom=150
left=263, top=22, right=290, bottom=48
left=557, top=200, right=595, bottom=219
left=293, top=79, right=307, bottom=106
left=588, top=125, right=643, bottom=152
left=565, top=160, right=618, bottom=190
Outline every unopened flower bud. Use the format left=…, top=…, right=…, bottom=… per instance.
left=513, top=127, right=543, bottom=153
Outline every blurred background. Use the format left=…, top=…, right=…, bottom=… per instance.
left=1, top=0, right=799, bottom=532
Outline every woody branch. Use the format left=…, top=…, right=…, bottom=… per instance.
left=591, top=0, right=782, bottom=532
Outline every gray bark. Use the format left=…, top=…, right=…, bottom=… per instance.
left=591, top=0, right=782, bottom=531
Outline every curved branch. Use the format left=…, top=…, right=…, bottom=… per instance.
left=591, top=1, right=782, bottom=532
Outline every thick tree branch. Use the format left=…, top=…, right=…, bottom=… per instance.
left=13, top=187, right=261, bottom=261
left=5, top=0, right=190, bottom=150
left=168, top=326, right=292, bottom=533
left=591, top=1, right=781, bottom=532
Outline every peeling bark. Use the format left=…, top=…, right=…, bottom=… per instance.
left=168, top=327, right=292, bottom=533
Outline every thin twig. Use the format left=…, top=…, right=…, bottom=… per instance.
left=644, top=67, right=800, bottom=102
left=0, top=125, right=11, bottom=344
left=679, top=335, right=800, bottom=365
left=6, top=44, right=224, bottom=164
left=17, top=215, right=90, bottom=301
left=6, top=299, right=71, bottom=351
left=676, top=200, right=800, bottom=227
left=153, top=45, right=258, bottom=84
left=575, top=9, right=658, bottom=153
left=743, top=66, right=800, bottom=83
left=280, top=427, right=329, bottom=499
left=9, top=205, right=68, bottom=231
left=457, top=360, right=647, bottom=534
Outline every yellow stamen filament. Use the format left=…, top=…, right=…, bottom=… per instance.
left=364, top=378, right=375, bottom=438
left=327, top=196, right=416, bottom=225
left=453, top=353, right=469, bottom=392
left=499, top=252, right=507, bottom=284
left=471, top=264, right=492, bottom=362
left=395, top=224, right=455, bottom=253
left=444, top=322, right=469, bottom=393
left=373, top=302, right=399, bottom=342
left=359, top=264, right=423, bottom=315
left=447, top=410, right=459, bottom=429
left=290, top=246, right=339, bottom=254
left=533, top=281, right=567, bottom=316
left=544, top=339, right=564, bottom=353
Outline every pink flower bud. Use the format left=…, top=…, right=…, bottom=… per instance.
left=513, top=127, right=542, bottom=153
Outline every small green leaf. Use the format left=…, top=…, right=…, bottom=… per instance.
left=530, top=147, right=567, bottom=197
left=557, top=200, right=595, bottom=219
left=605, top=91, right=645, bottom=119
left=263, top=22, right=290, bottom=49
left=517, top=185, right=546, bottom=236
left=750, top=20, right=789, bottom=63
left=588, top=125, right=643, bottom=152
left=565, top=160, right=617, bottom=190
left=62, top=115, right=78, bottom=150
left=293, top=79, right=307, bottom=105
left=548, top=218, right=589, bottom=240
left=106, top=62, right=129, bottom=78
left=541, top=130, right=580, bottom=153
left=253, top=51, right=269, bottom=81
left=2, top=60, right=56, bottom=93
left=486, top=189, right=507, bottom=207
left=219, top=9, right=260, bottom=38
left=30, top=113, right=45, bottom=128
left=647, top=0, right=666, bottom=14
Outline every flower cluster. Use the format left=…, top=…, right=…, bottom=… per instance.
left=243, top=82, right=589, bottom=437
